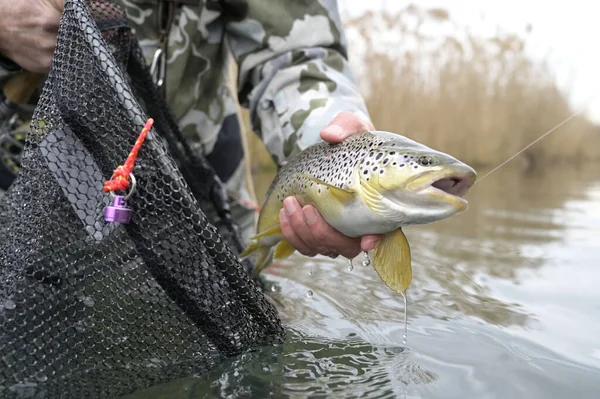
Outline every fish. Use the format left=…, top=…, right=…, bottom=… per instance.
left=240, top=131, right=477, bottom=295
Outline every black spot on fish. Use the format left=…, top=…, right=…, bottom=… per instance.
left=376, top=153, right=383, bottom=160
left=400, top=164, right=404, bottom=167
left=373, top=166, right=378, bottom=171
left=363, top=170, right=368, bottom=175
left=390, top=151, right=396, bottom=155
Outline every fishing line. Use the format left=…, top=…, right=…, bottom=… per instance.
left=475, top=97, right=596, bottom=184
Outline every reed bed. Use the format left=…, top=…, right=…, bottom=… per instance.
left=240, top=5, right=599, bottom=188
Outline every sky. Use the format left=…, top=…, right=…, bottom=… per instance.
left=338, top=0, right=600, bottom=123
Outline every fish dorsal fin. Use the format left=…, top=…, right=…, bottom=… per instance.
left=372, top=228, right=412, bottom=294
left=297, top=173, right=355, bottom=203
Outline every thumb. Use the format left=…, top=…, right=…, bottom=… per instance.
left=320, top=111, right=375, bottom=144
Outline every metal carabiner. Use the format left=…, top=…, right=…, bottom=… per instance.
left=149, top=47, right=166, bottom=89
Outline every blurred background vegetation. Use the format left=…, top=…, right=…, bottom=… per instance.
left=235, top=5, right=600, bottom=203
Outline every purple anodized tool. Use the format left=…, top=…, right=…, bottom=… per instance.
left=104, top=195, right=132, bottom=224
left=104, top=173, right=136, bottom=224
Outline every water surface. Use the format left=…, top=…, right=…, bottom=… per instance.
left=127, top=163, right=600, bottom=398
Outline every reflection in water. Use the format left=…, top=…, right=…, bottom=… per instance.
left=124, top=164, right=600, bottom=398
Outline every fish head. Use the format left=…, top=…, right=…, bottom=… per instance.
left=357, top=132, right=477, bottom=225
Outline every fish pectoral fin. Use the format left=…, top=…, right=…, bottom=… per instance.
left=297, top=173, right=355, bottom=203
left=273, top=239, right=295, bottom=260
left=372, top=228, right=412, bottom=294
left=240, top=224, right=282, bottom=258
left=360, top=173, right=404, bottom=222
left=359, top=173, right=385, bottom=214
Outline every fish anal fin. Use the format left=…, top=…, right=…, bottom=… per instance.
left=251, top=224, right=282, bottom=240
left=240, top=224, right=282, bottom=258
left=297, top=173, right=355, bottom=203
left=372, top=228, right=412, bottom=294
left=273, top=239, right=295, bottom=260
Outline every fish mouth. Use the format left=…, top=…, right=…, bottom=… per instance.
left=416, top=168, right=477, bottom=208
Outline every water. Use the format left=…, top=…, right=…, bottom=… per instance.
left=126, top=163, right=600, bottom=398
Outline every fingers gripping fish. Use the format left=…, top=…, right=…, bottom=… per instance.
left=241, top=131, right=477, bottom=295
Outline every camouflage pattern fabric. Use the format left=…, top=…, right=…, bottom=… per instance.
left=1, top=0, right=372, bottom=243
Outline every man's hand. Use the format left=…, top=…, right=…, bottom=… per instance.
left=279, top=111, right=383, bottom=260
left=0, top=0, right=64, bottom=73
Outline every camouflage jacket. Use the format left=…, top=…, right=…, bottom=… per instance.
left=1, top=0, right=371, bottom=242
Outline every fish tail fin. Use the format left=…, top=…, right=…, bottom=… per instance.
left=241, top=224, right=284, bottom=277
left=371, top=228, right=412, bottom=294
left=240, top=239, right=260, bottom=258
left=252, top=246, right=275, bottom=278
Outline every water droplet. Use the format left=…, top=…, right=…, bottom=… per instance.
left=401, top=292, right=408, bottom=345
left=361, top=251, right=371, bottom=267
left=4, top=300, right=16, bottom=310
left=82, top=296, right=95, bottom=307
left=36, top=374, right=48, bottom=383
left=309, top=264, right=314, bottom=275
left=271, top=284, right=278, bottom=292
left=306, top=290, right=313, bottom=298
left=347, top=259, right=354, bottom=271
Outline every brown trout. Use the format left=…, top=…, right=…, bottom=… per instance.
left=241, top=131, right=477, bottom=294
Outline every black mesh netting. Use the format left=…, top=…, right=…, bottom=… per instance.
left=0, top=0, right=285, bottom=397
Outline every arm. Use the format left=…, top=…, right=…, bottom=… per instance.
left=224, top=0, right=381, bottom=259
left=0, top=0, right=63, bottom=74
left=224, top=0, right=372, bottom=165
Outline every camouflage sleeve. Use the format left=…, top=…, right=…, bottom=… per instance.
left=0, top=55, right=20, bottom=79
left=224, top=0, right=372, bottom=166
left=0, top=68, right=14, bottom=80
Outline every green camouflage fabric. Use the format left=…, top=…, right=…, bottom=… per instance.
left=1, top=0, right=372, bottom=244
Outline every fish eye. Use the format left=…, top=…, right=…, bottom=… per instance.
left=418, top=155, right=434, bottom=166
